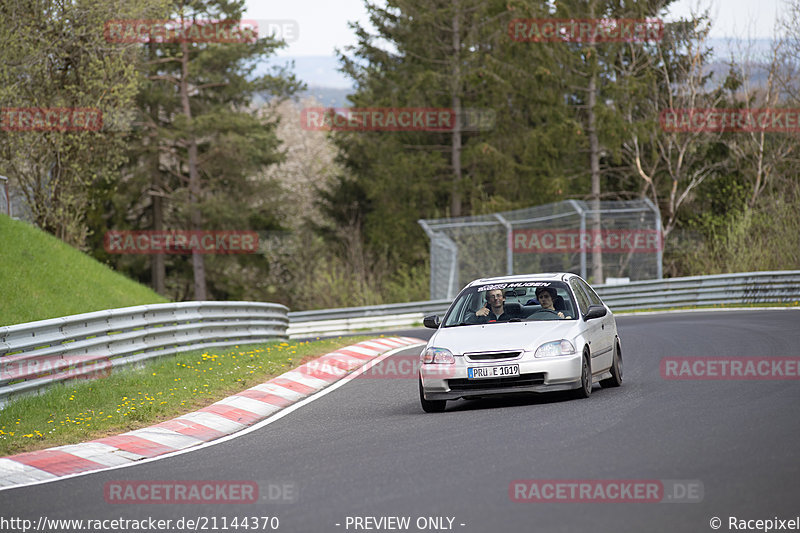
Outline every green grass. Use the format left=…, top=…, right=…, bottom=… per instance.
left=0, top=335, right=382, bottom=457
left=0, top=214, right=167, bottom=326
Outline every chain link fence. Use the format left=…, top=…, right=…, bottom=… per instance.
left=0, top=175, right=31, bottom=220
left=419, top=199, right=662, bottom=300
left=0, top=176, right=9, bottom=217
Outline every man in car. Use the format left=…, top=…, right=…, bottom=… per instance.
left=466, top=289, right=513, bottom=324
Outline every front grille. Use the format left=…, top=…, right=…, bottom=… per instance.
left=448, top=373, right=545, bottom=391
left=465, top=351, right=522, bottom=361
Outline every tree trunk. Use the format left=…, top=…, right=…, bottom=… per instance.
left=180, top=38, right=207, bottom=300
left=588, top=71, right=604, bottom=284
left=151, top=191, right=165, bottom=294
left=450, top=0, right=462, bottom=218
left=148, top=116, right=166, bottom=294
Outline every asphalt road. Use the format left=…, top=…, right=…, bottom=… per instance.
left=3, top=310, right=800, bottom=533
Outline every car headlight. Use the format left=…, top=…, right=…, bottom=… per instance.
left=534, top=340, right=576, bottom=358
left=421, top=347, right=455, bottom=364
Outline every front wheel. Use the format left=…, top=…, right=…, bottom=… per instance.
left=419, top=377, right=446, bottom=413
left=572, top=352, right=592, bottom=399
left=600, top=341, right=623, bottom=388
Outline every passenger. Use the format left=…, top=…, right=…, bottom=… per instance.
left=467, top=289, right=513, bottom=324
left=535, top=286, right=567, bottom=319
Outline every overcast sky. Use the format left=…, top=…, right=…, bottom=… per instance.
left=245, top=0, right=786, bottom=57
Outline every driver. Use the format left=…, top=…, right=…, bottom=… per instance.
left=535, top=286, right=568, bottom=319
left=466, top=289, right=513, bottom=324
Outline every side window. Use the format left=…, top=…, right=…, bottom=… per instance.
left=444, top=291, right=486, bottom=326
left=570, top=279, right=590, bottom=316
left=444, top=293, right=469, bottom=326
left=578, top=279, right=603, bottom=306
left=555, top=287, right=575, bottom=317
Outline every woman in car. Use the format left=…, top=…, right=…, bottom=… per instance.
left=535, top=286, right=570, bottom=319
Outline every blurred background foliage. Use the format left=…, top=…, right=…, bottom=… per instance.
left=1, top=0, right=798, bottom=311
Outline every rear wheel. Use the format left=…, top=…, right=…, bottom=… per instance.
left=572, top=352, right=592, bottom=399
left=600, top=341, right=623, bottom=388
left=419, top=377, right=447, bottom=413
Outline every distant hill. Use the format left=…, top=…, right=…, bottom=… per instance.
left=0, top=215, right=167, bottom=326
left=259, top=40, right=778, bottom=106
left=300, top=86, right=352, bottom=107
left=706, top=37, right=776, bottom=63
left=255, top=55, right=353, bottom=107
left=264, top=55, right=352, bottom=89
left=253, top=86, right=351, bottom=108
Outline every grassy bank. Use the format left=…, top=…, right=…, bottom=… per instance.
left=0, top=335, right=383, bottom=456
left=0, top=215, right=167, bottom=326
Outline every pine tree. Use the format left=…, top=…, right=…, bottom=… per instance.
left=330, top=0, right=584, bottom=267
left=96, top=0, right=302, bottom=300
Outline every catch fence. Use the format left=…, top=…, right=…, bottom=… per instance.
left=419, top=199, right=662, bottom=299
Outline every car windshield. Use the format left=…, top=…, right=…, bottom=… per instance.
left=442, top=281, right=576, bottom=327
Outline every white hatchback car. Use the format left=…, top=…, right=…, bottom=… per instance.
left=419, top=273, right=622, bottom=412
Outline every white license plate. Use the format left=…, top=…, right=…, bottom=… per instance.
left=467, top=364, right=520, bottom=379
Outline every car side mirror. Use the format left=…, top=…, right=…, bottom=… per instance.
left=423, top=315, right=441, bottom=329
left=584, top=304, right=607, bottom=320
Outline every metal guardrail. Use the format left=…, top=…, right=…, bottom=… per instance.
left=594, top=270, right=800, bottom=310
left=0, top=301, right=288, bottom=406
left=287, top=300, right=452, bottom=338
left=286, top=270, right=800, bottom=337
left=2, top=270, right=797, bottom=406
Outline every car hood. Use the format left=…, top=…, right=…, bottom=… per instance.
left=428, top=320, right=580, bottom=354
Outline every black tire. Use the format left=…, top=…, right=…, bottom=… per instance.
left=419, top=377, right=447, bottom=413
left=572, top=352, right=592, bottom=399
left=600, top=341, right=623, bottom=388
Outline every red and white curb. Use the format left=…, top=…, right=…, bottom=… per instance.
left=0, top=336, right=424, bottom=489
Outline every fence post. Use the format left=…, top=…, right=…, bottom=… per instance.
left=494, top=213, right=513, bottom=276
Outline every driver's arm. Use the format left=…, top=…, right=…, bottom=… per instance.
left=464, top=309, right=488, bottom=324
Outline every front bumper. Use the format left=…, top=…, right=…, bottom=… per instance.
left=420, top=352, right=583, bottom=401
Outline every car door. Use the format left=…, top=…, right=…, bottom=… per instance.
left=579, top=278, right=615, bottom=371
left=570, top=278, right=614, bottom=373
